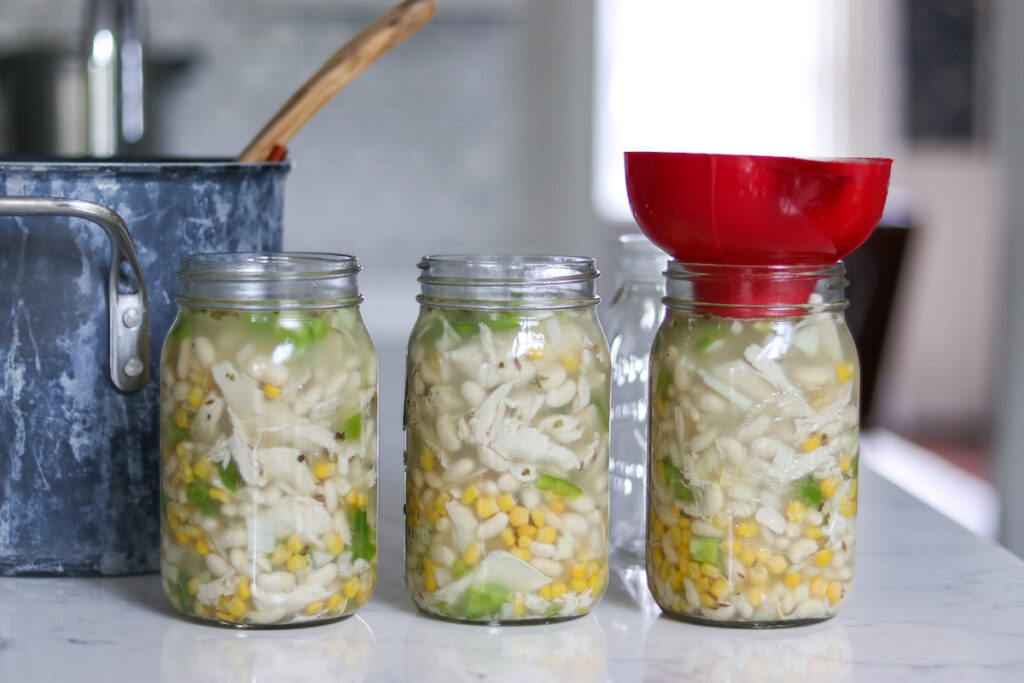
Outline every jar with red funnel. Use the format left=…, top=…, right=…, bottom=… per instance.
left=629, top=152, right=891, bottom=626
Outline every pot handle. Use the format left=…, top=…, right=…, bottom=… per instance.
left=0, top=196, right=150, bottom=392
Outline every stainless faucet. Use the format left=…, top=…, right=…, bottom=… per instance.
left=86, top=0, right=145, bottom=156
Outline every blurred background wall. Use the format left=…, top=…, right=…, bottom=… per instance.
left=1, top=0, right=1019, bottom=552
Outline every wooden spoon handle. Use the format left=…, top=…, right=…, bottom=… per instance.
left=238, top=0, right=436, bottom=163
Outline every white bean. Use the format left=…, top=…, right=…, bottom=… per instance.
left=479, top=512, right=510, bottom=539
left=538, top=364, right=567, bottom=392
left=696, top=392, right=728, bottom=414
left=530, top=557, right=564, bottom=578
left=191, top=336, right=215, bottom=368
left=530, top=542, right=557, bottom=559
left=546, top=379, right=577, bottom=408
left=429, top=543, right=457, bottom=568
left=324, top=479, right=338, bottom=514
left=691, top=428, right=717, bottom=452
left=220, top=527, right=247, bottom=549
left=755, top=507, right=787, bottom=535
left=701, top=486, right=724, bottom=516
left=497, top=473, right=520, bottom=493
left=302, top=563, right=338, bottom=587
left=561, top=512, right=589, bottom=537
left=691, top=520, right=724, bottom=538
left=444, top=458, right=474, bottom=483
left=521, top=488, right=541, bottom=510
left=176, top=339, right=192, bottom=379
left=258, top=571, right=296, bottom=592
left=436, top=415, right=462, bottom=452
left=568, top=493, right=595, bottom=513
left=247, top=608, right=287, bottom=625
left=460, top=380, right=486, bottom=408
left=716, top=436, right=746, bottom=464
left=205, top=553, right=232, bottom=577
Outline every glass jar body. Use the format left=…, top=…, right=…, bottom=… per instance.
left=646, top=263, right=860, bottom=627
left=604, top=234, right=667, bottom=559
left=404, top=255, right=611, bottom=623
left=159, top=254, right=378, bottom=627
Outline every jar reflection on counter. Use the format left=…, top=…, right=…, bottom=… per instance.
left=404, top=255, right=611, bottom=623
left=159, top=253, right=378, bottom=627
left=647, top=262, right=860, bottom=627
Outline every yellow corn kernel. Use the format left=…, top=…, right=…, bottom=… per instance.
left=656, top=396, right=665, bottom=417
left=840, top=455, right=852, bottom=474
left=547, top=498, right=565, bottom=516
left=175, top=442, right=186, bottom=459
left=804, top=525, right=823, bottom=539
left=286, top=553, right=308, bottom=573
left=550, top=582, right=567, bottom=599
left=475, top=496, right=499, bottom=519
left=537, top=526, right=557, bottom=544
left=346, top=489, right=359, bottom=507
left=356, top=585, right=370, bottom=606
left=358, top=492, right=368, bottom=507
left=424, top=558, right=437, bottom=576
left=175, top=408, right=189, bottom=429
left=821, top=476, right=839, bottom=499
left=687, top=561, right=701, bottom=581
left=187, top=385, right=205, bottom=408
left=784, top=572, right=802, bottom=589
left=270, top=544, right=290, bottom=565
left=571, top=564, right=588, bottom=580
left=560, top=353, right=580, bottom=373
left=676, top=543, right=689, bottom=563
left=651, top=546, right=664, bottom=569
left=849, top=480, right=858, bottom=498
left=187, top=578, right=200, bottom=596
left=423, top=574, right=438, bottom=592
left=786, top=500, right=806, bottom=523
left=517, top=524, right=538, bottom=538
left=509, top=506, right=530, bottom=527
left=826, top=581, right=843, bottom=604
left=735, top=522, right=757, bottom=538
left=176, top=530, right=190, bottom=545
left=839, top=498, right=855, bottom=517
left=236, top=576, right=250, bottom=600
left=668, top=569, right=683, bottom=592
left=814, top=548, right=832, bottom=566
left=677, top=515, right=691, bottom=529
left=208, top=487, right=228, bottom=502
left=324, top=533, right=344, bottom=556
left=513, top=596, right=525, bottom=618
left=462, top=543, right=482, bottom=566
left=510, top=547, right=532, bottom=562
left=190, top=457, right=211, bottom=480
left=460, top=487, right=478, bottom=505
left=748, top=564, right=769, bottom=585
left=745, top=588, right=764, bottom=607
left=571, top=577, right=588, bottom=593
left=699, top=563, right=720, bottom=579
left=517, top=535, right=532, bottom=548
left=755, top=547, right=772, bottom=564
left=497, top=493, right=516, bottom=512
left=501, top=527, right=516, bottom=547
left=700, top=593, right=717, bottom=609
left=810, top=577, right=829, bottom=599
left=695, top=576, right=711, bottom=594
left=195, top=540, right=210, bottom=556
left=420, top=446, right=435, bottom=471
left=530, top=509, right=545, bottom=527
left=225, top=597, right=246, bottom=618
left=801, top=435, right=822, bottom=452
left=194, top=604, right=208, bottom=618
left=739, top=548, right=756, bottom=566
left=326, top=593, right=343, bottom=613
left=286, top=535, right=303, bottom=554
left=526, top=348, right=544, bottom=361
left=587, top=573, right=603, bottom=593
left=836, top=361, right=855, bottom=383
left=181, top=461, right=194, bottom=484
left=710, top=578, right=731, bottom=600
left=766, top=554, right=787, bottom=575
left=344, top=577, right=360, bottom=598
left=312, top=461, right=335, bottom=480
left=263, top=383, right=282, bottom=399
left=711, top=512, right=729, bottom=530
left=659, top=562, right=670, bottom=581
left=429, top=354, right=440, bottom=371
left=539, top=584, right=552, bottom=600
left=215, top=610, right=234, bottom=623
left=187, top=525, right=204, bottom=540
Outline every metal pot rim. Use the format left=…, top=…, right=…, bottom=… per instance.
left=0, top=158, right=292, bottom=175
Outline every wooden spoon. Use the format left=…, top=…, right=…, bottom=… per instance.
left=238, top=0, right=436, bottom=163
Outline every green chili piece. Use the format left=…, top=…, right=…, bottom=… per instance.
left=544, top=604, right=561, bottom=618
left=217, top=460, right=239, bottom=493
left=456, top=583, right=510, bottom=620
left=795, top=476, right=824, bottom=508
left=169, top=576, right=195, bottom=612
left=348, top=507, right=376, bottom=561
left=186, top=480, right=220, bottom=515
left=590, top=394, right=609, bottom=427
left=342, top=413, right=361, bottom=442
left=452, top=557, right=471, bottom=579
left=656, top=370, right=672, bottom=399
left=662, top=460, right=694, bottom=503
left=690, top=536, right=720, bottom=566
left=535, top=473, right=582, bottom=498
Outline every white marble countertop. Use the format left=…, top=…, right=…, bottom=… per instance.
left=2, top=460, right=1023, bottom=682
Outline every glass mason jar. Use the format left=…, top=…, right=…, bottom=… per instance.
left=647, top=262, right=860, bottom=627
left=604, top=234, right=667, bottom=560
left=160, top=253, right=378, bottom=627
left=404, top=255, right=611, bottom=623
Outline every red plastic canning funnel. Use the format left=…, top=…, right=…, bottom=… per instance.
left=624, top=151, right=892, bottom=314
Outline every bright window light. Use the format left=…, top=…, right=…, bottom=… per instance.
left=594, top=0, right=845, bottom=222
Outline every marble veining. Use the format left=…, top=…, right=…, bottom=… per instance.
left=0, top=465, right=1021, bottom=682
left=0, top=161, right=288, bottom=575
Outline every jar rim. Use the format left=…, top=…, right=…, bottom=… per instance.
left=177, top=252, right=362, bottom=310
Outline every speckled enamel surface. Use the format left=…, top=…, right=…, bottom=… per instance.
left=0, top=161, right=288, bottom=575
